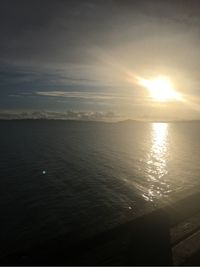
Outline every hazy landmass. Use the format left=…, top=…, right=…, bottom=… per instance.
left=0, top=111, right=199, bottom=123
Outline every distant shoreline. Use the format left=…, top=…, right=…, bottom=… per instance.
left=0, top=118, right=200, bottom=123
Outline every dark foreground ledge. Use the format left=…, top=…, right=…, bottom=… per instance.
left=1, top=192, right=200, bottom=266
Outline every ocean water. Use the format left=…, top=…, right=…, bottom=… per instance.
left=0, top=120, right=200, bottom=257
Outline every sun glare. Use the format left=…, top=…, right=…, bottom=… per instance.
left=138, top=76, right=181, bottom=102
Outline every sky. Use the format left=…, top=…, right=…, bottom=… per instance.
left=1, top=0, right=200, bottom=121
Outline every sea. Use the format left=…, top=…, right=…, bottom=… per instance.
left=0, top=120, right=200, bottom=258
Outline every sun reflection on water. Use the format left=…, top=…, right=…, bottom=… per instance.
left=142, top=123, right=170, bottom=202
left=150, top=123, right=168, bottom=178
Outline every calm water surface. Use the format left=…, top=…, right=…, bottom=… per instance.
left=0, top=120, right=200, bottom=257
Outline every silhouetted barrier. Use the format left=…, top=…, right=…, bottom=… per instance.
left=1, top=191, right=200, bottom=265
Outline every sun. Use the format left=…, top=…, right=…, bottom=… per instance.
left=138, top=76, right=180, bottom=102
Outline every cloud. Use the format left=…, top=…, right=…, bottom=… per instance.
left=0, top=110, right=122, bottom=122
left=36, top=90, right=131, bottom=100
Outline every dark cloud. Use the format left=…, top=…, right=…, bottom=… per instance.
left=1, top=0, right=199, bottom=66
left=0, top=0, right=115, bottom=64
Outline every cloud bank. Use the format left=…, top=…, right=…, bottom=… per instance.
left=0, top=110, right=121, bottom=122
